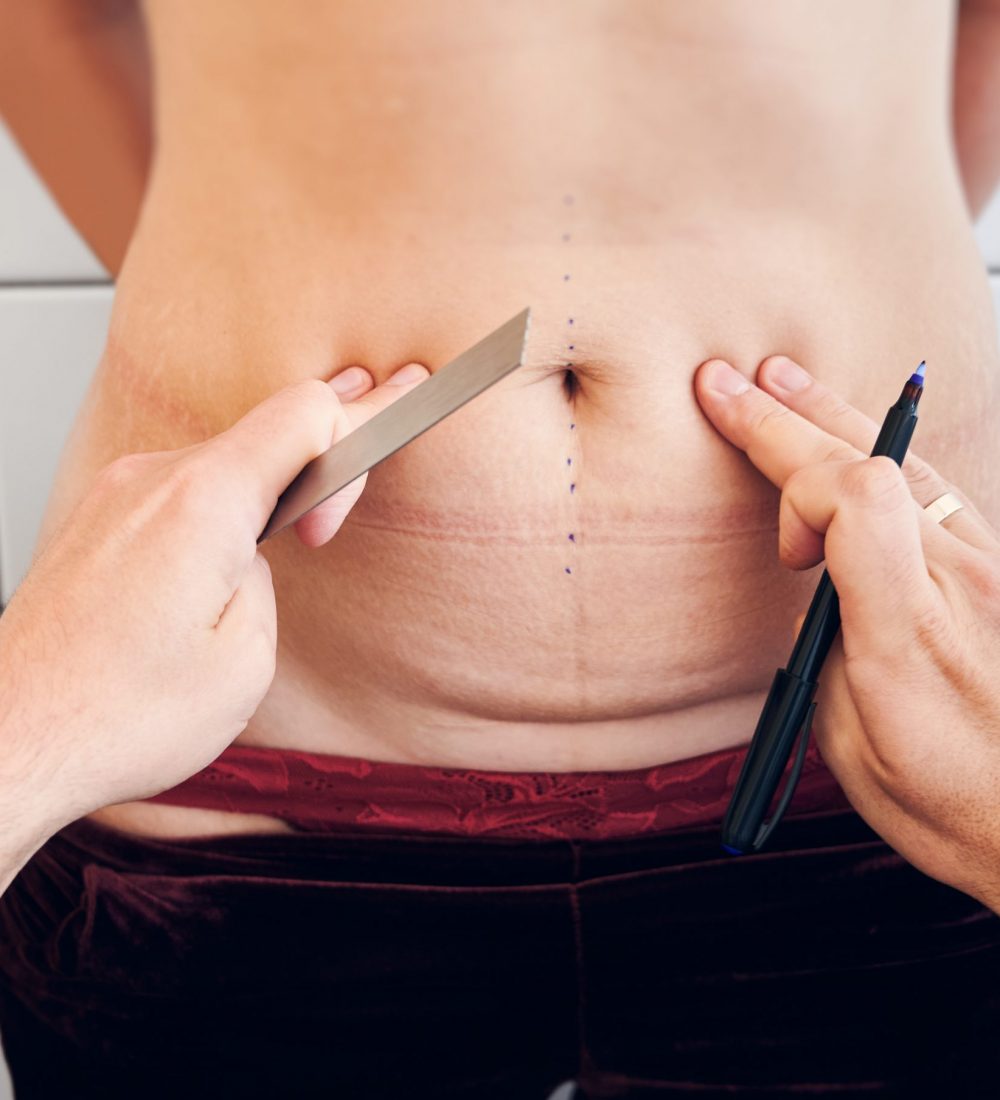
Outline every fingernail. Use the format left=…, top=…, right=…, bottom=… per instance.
left=387, top=362, right=429, bottom=386
left=329, top=366, right=368, bottom=394
left=768, top=358, right=811, bottom=393
left=704, top=360, right=750, bottom=396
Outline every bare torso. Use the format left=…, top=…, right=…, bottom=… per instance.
left=42, top=0, right=999, bottom=836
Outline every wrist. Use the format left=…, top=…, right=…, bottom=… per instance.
left=0, top=631, right=78, bottom=886
left=0, top=717, right=74, bottom=880
left=0, top=728, right=82, bottom=897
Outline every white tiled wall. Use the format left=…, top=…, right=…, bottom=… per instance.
left=0, top=123, right=111, bottom=607
left=0, top=123, right=107, bottom=282
left=0, top=286, right=114, bottom=600
left=0, top=114, right=998, bottom=1100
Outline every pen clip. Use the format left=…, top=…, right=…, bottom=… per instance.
left=750, top=699, right=816, bottom=852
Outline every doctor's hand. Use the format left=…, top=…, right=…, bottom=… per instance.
left=0, top=362, right=427, bottom=865
left=695, top=355, right=1000, bottom=912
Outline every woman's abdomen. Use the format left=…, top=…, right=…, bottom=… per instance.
left=55, top=197, right=1000, bottom=800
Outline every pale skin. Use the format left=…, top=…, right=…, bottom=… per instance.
left=2, top=0, right=999, bottom=273
left=4, top=0, right=1000, bottom=855
left=2, top=348, right=1000, bottom=913
left=6, top=1, right=1000, bottom=837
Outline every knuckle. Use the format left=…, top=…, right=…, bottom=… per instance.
left=817, top=439, right=861, bottom=466
left=783, top=464, right=811, bottom=497
left=842, top=456, right=906, bottom=509
left=776, top=525, right=802, bottom=569
left=907, top=596, right=953, bottom=660
left=776, top=485, right=803, bottom=558
left=94, top=452, right=149, bottom=491
left=813, top=386, right=862, bottom=433
left=902, top=456, right=945, bottom=502
left=286, top=377, right=338, bottom=412
left=776, top=482, right=823, bottom=570
left=961, top=550, right=1000, bottom=611
left=160, top=455, right=229, bottom=519
left=745, top=400, right=790, bottom=437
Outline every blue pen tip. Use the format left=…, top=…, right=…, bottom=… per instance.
left=908, top=361, right=926, bottom=386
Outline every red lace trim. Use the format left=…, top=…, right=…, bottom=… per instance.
left=147, top=736, right=849, bottom=840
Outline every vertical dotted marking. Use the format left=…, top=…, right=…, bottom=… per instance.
left=563, top=194, right=578, bottom=577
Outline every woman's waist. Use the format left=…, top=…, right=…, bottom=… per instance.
left=69, top=243, right=1000, bottom=767
left=104, top=206, right=1000, bottom=452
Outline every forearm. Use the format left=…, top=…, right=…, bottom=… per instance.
left=952, top=0, right=1000, bottom=220
left=0, top=0, right=152, bottom=275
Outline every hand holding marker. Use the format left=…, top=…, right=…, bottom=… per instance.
left=694, top=354, right=1000, bottom=911
left=721, top=361, right=926, bottom=854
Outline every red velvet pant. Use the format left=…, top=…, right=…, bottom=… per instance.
left=2, top=805, right=999, bottom=1098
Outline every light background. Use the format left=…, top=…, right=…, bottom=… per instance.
left=0, top=117, right=998, bottom=1099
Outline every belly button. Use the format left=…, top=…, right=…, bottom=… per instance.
left=562, top=368, right=579, bottom=402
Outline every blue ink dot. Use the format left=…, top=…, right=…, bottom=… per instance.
left=565, top=567, right=572, bottom=574
left=570, top=423, right=575, bottom=429
left=568, top=318, right=574, bottom=325
left=563, top=274, right=571, bottom=281
left=568, top=533, right=575, bottom=542
left=568, top=345, right=575, bottom=350
left=570, top=483, right=576, bottom=493
left=567, top=458, right=572, bottom=466
left=566, top=361, right=574, bottom=368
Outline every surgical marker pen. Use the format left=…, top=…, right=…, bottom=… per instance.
left=720, top=361, right=926, bottom=855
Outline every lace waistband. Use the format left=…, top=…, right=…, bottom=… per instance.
left=147, top=736, right=849, bottom=840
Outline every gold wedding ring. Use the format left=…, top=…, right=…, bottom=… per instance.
left=924, top=491, right=964, bottom=525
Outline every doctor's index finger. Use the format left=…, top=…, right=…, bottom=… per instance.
left=755, top=355, right=999, bottom=553
left=694, top=359, right=867, bottom=488
left=696, top=357, right=1000, bottom=557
